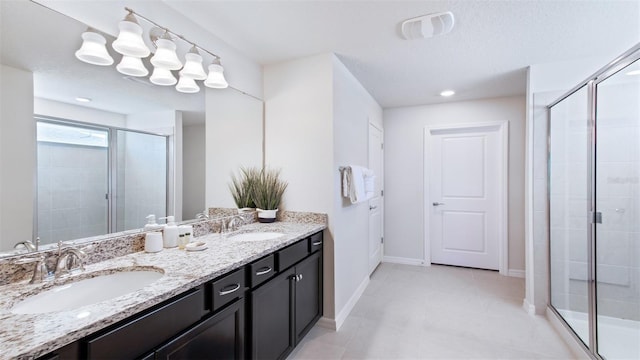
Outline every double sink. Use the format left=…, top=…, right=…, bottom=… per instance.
left=10, top=232, right=284, bottom=315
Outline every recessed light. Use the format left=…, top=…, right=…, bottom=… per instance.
left=75, top=97, right=92, bottom=103
left=626, top=69, right=640, bottom=76
left=440, top=90, right=455, bottom=97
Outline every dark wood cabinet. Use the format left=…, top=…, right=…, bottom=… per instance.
left=154, top=298, right=245, bottom=360
left=250, top=267, right=296, bottom=360
left=250, top=232, right=323, bottom=360
left=294, top=251, right=322, bottom=343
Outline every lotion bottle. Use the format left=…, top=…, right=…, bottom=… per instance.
left=160, top=216, right=178, bottom=248
left=144, top=214, right=163, bottom=231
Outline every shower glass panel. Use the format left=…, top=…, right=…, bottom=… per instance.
left=114, top=130, right=167, bottom=232
left=594, top=59, right=640, bottom=360
left=36, top=121, right=109, bottom=243
left=549, top=85, right=590, bottom=347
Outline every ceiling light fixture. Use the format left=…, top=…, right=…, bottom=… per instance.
left=75, top=28, right=114, bottom=66
left=75, top=97, right=92, bottom=103
left=440, top=90, right=455, bottom=97
left=74, top=7, right=229, bottom=94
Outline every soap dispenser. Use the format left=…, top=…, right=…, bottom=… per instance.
left=144, top=215, right=163, bottom=231
left=160, top=216, right=178, bottom=248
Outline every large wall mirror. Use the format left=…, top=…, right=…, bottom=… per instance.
left=0, top=0, right=264, bottom=256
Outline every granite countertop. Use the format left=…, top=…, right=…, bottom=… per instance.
left=0, top=221, right=325, bottom=360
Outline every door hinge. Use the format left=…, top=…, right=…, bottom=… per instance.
left=105, top=193, right=109, bottom=200
left=381, top=237, right=384, bottom=244
left=590, top=211, right=602, bottom=224
left=381, top=190, right=384, bottom=197
left=381, top=143, right=384, bottom=150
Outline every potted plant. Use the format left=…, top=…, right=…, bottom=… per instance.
left=252, top=168, right=288, bottom=223
left=229, top=167, right=260, bottom=213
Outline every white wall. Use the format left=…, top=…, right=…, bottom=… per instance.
left=183, top=123, right=205, bottom=220
left=0, top=65, right=35, bottom=250
left=332, top=56, right=383, bottom=319
left=205, top=88, right=263, bottom=209
left=383, top=96, right=526, bottom=273
left=264, top=53, right=335, bottom=318
left=264, top=53, right=383, bottom=328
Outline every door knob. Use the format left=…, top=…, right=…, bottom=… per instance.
left=369, top=205, right=378, bottom=210
left=432, top=202, right=445, bottom=206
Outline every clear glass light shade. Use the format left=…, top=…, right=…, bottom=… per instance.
left=150, top=67, right=177, bottom=86
left=116, top=55, right=149, bottom=77
left=204, top=63, right=228, bottom=89
left=75, top=31, right=114, bottom=66
left=180, top=53, right=207, bottom=80
left=112, top=19, right=150, bottom=58
left=175, top=76, right=200, bottom=93
left=150, top=39, right=182, bottom=70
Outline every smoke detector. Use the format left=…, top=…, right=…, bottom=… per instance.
left=400, top=11, right=455, bottom=40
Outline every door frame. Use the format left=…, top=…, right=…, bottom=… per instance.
left=423, top=121, right=509, bottom=275
left=368, top=121, right=384, bottom=274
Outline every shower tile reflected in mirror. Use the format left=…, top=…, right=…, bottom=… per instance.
left=549, top=85, right=590, bottom=347
left=595, top=58, right=640, bottom=360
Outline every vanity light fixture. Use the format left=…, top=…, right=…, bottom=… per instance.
left=176, top=75, right=200, bottom=93
left=76, top=7, right=229, bottom=94
left=440, top=89, right=455, bottom=97
left=150, top=66, right=177, bottom=86
left=112, top=11, right=150, bottom=58
left=180, top=46, right=207, bottom=80
left=75, top=28, right=114, bottom=66
left=150, top=31, right=183, bottom=70
left=116, top=55, right=149, bottom=77
left=204, top=58, right=229, bottom=89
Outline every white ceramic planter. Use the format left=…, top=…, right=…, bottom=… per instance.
left=256, top=208, right=278, bottom=223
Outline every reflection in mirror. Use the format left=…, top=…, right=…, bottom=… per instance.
left=0, top=1, right=263, bottom=257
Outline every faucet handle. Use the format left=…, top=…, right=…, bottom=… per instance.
left=13, top=255, right=50, bottom=284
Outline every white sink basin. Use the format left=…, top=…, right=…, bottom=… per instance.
left=228, top=232, right=285, bottom=242
left=11, top=269, right=164, bottom=314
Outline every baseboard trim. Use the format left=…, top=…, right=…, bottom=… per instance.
left=329, top=275, right=370, bottom=331
left=316, top=317, right=336, bottom=330
left=508, top=269, right=525, bottom=278
left=382, top=256, right=425, bottom=266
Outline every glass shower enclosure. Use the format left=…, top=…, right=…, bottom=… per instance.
left=548, top=44, right=640, bottom=360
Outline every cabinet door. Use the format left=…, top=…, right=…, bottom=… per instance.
left=155, top=298, right=245, bottom=360
left=250, top=267, right=295, bottom=360
left=294, top=251, right=322, bottom=344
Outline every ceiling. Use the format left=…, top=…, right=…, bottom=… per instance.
left=164, top=0, right=640, bottom=108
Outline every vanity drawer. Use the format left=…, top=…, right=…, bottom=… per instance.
left=86, top=286, right=205, bottom=360
left=309, top=232, right=323, bottom=253
left=210, top=268, right=245, bottom=312
left=277, top=239, right=309, bottom=271
left=249, top=254, right=276, bottom=288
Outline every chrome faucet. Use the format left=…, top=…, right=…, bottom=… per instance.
left=13, top=255, right=51, bottom=284
left=227, top=215, right=243, bottom=232
left=14, top=238, right=39, bottom=252
left=55, top=244, right=86, bottom=278
left=196, top=209, right=210, bottom=220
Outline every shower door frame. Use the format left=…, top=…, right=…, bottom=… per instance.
left=34, top=116, right=171, bottom=238
left=546, top=43, right=640, bottom=360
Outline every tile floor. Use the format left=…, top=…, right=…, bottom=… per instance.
left=288, top=263, right=576, bottom=359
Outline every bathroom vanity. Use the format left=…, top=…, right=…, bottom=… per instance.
left=0, top=220, right=325, bottom=360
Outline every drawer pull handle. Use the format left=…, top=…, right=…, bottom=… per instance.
left=219, top=283, right=241, bottom=296
left=255, top=267, right=272, bottom=276
left=312, top=241, right=322, bottom=246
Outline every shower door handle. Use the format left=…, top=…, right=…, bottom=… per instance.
left=432, top=202, right=445, bottom=206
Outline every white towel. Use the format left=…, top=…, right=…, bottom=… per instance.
left=341, top=165, right=374, bottom=204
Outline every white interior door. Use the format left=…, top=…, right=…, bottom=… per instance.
left=427, top=124, right=505, bottom=270
left=368, top=123, right=383, bottom=274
